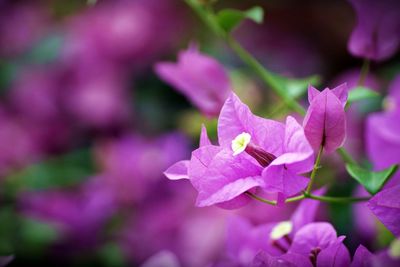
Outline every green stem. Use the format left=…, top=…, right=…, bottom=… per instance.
left=246, top=191, right=370, bottom=206
left=306, top=146, right=323, bottom=194
left=306, top=194, right=370, bottom=204
left=184, top=0, right=305, bottom=115
left=245, top=192, right=305, bottom=206
left=357, top=59, right=370, bottom=86
left=185, top=0, right=358, bottom=170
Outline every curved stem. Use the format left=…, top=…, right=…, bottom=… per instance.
left=306, top=194, right=370, bottom=204
left=247, top=191, right=370, bottom=206
left=357, top=59, right=370, bottom=86
left=306, top=146, right=323, bottom=194
left=184, top=0, right=305, bottom=115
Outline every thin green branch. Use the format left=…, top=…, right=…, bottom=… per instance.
left=184, top=0, right=305, bottom=115
left=246, top=191, right=370, bottom=206
left=306, top=194, right=370, bottom=204
left=357, top=59, right=370, bottom=86
left=306, top=146, right=323, bottom=194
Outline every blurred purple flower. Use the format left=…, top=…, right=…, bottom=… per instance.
left=303, top=84, right=348, bottom=153
left=226, top=192, right=323, bottom=266
left=366, top=75, right=400, bottom=188
left=348, top=0, right=400, bottom=61
left=62, top=0, right=184, bottom=67
left=252, top=251, right=312, bottom=267
left=155, top=45, right=232, bottom=117
left=95, top=132, right=189, bottom=205
left=331, top=70, right=381, bottom=158
left=0, top=2, right=48, bottom=57
left=119, top=197, right=227, bottom=267
left=21, top=176, right=116, bottom=248
left=63, top=65, right=131, bottom=128
left=288, top=222, right=350, bottom=267
left=0, top=109, right=39, bottom=176
left=367, top=184, right=400, bottom=237
left=166, top=93, right=313, bottom=208
left=351, top=242, right=400, bottom=267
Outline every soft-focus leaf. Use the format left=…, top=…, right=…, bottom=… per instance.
left=268, top=73, right=321, bottom=99
left=217, top=6, right=264, bottom=33
left=348, top=86, right=379, bottom=103
left=346, top=163, right=398, bottom=195
left=4, top=149, right=93, bottom=197
left=18, top=218, right=59, bottom=256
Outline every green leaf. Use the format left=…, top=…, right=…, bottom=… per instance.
left=346, top=163, right=398, bottom=195
left=3, top=149, right=93, bottom=197
left=348, top=86, right=380, bottom=103
left=217, top=6, right=264, bottom=33
left=271, top=73, right=321, bottom=99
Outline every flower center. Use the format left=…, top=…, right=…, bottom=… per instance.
left=270, top=221, right=293, bottom=240
left=389, top=239, right=400, bottom=259
left=231, top=132, right=276, bottom=167
left=231, top=132, right=251, bottom=156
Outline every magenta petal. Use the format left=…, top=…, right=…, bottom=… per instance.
left=348, top=0, right=400, bottom=61
left=164, top=160, right=189, bottom=180
left=196, top=176, right=262, bottom=208
left=189, top=147, right=263, bottom=207
left=218, top=93, right=285, bottom=155
left=154, top=46, right=231, bottom=117
left=252, top=251, right=312, bottom=267
left=351, top=245, right=373, bottom=267
left=273, top=116, right=314, bottom=173
left=303, top=88, right=346, bottom=153
left=227, top=216, right=276, bottom=265
left=262, top=165, right=309, bottom=198
left=290, top=222, right=338, bottom=255
left=291, top=187, right=326, bottom=233
left=331, top=83, right=349, bottom=105
left=367, top=184, right=400, bottom=236
left=308, top=85, right=321, bottom=103
left=316, top=239, right=351, bottom=267
left=200, top=124, right=212, bottom=147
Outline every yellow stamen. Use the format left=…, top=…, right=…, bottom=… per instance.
left=231, top=132, right=251, bottom=156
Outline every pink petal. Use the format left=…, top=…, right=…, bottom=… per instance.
left=164, top=160, right=189, bottom=180
left=218, top=93, right=285, bottom=155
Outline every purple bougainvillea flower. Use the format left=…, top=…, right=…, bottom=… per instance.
left=226, top=191, right=324, bottom=265
left=165, top=93, right=313, bottom=208
left=155, top=45, right=231, bottom=117
left=366, top=75, right=400, bottom=188
left=348, top=0, right=400, bottom=61
left=351, top=245, right=373, bottom=267
left=261, top=116, right=314, bottom=199
left=252, top=251, right=312, bottom=267
left=303, top=84, right=348, bottom=153
left=367, top=184, right=400, bottom=237
left=289, top=222, right=351, bottom=267
left=351, top=241, right=400, bottom=267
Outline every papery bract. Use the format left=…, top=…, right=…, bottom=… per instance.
left=367, top=184, right=400, bottom=237
left=348, top=0, right=400, bottom=61
left=155, top=45, right=232, bottom=117
left=165, top=93, right=313, bottom=208
left=289, top=222, right=351, bottom=267
left=226, top=192, right=323, bottom=265
left=303, top=84, right=348, bottom=153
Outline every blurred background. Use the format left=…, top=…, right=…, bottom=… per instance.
left=0, top=0, right=399, bottom=266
